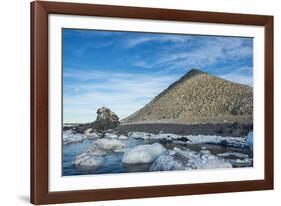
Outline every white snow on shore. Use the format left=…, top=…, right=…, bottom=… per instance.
left=126, top=132, right=249, bottom=148
left=64, top=129, right=252, bottom=149
left=122, top=143, right=166, bottom=164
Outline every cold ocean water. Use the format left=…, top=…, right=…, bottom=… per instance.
left=62, top=130, right=253, bottom=176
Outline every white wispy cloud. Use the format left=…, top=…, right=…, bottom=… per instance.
left=219, top=66, right=253, bottom=86
left=63, top=70, right=179, bottom=122
left=219, top=73, right=252, bottom=86
left=125, top=35, right=191, bottom=48
left=63, top=31, right=253, bottom=123
left=131, top=37, right=252, bottom=71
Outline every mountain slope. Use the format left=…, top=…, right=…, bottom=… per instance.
left=122, top=69, right=253, bottom=124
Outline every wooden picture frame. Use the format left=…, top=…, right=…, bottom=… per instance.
left=31, top=0, right=274, bottom=204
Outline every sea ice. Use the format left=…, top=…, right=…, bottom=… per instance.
left=84, top=128, right=100, bottom=139
left=150, top=147, right=232, bottom=171
left=73, top=138, right=126, bottom=168
left=63, top=130, right=86, bottom=145
left=104, top=133, right=119, bottom=139
left=122, top=143, right=166, bottom=164
left=128, top=132, right=151, bottom=139
left=118, top=135, right=129, bottom=140
left=83, top=143, right=107, bottom=156
left=149, top=151, right=189, bottom=171
left=228, top=158, right=253, bottom=167
left=127, top=132, right=248, bottom=148
left=73, top=153, right=104, bottom=167
left=217, top=152, right=249, bottom=158
left=95, top=138, right=126, bottom=150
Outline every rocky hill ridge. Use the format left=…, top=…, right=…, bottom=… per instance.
left=122, top=69, right=253, bottom=124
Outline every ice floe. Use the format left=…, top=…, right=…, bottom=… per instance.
left=73, top=153, right=104, bottom=167
left=82, top=143, right=107, bottom=156
left=122, top=143, right=166, bottom=164
left=150, top=147, right=232, bottom=171
left=63, top=130, right=86, bottom=145
left=104, top=133, right=119, bottom=139
left=118, top=135, right=129, bottom=140
left=84, top=128, right=100, bottom=139
left=217, top=152, right=249, bottom=158
left=128, top=132, right=152, bottom=139
left=73, top=138, right=126, bottom=168
left=228, top=158, right=253, bottom=167
left=95, top=139, right=126, bottom=150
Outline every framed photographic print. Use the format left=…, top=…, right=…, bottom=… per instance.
left=30, top=1, right=274, bottom=204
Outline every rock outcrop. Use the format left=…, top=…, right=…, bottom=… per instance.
left=92, top=106, right=120, bottom=132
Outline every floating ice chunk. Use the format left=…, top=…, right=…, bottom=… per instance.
left=150, top=148, right=232, bottom=171
left=84, top=128, right=100, bottom=139
left=73, top=153, right=104, bottom=167
left=247, top=132, right=253, bottom=150
left=118, top=135, right=129, bottom=140
left=114, top=148, right=128, bottom=153
left=95, top=138, right=126, bottom=150
left=84, top=144, right=107, bottom=156
left=75, top=139, right=125, bottom=161
left=228, top=158, right=253, bottom=167
left=104, top=133, right=118, bottom=139
left=73, top=138, right=126, bottom=168
left=129, top=132, right=152, bottom=139
left=193, top=156, right=232, bottom=169
left=150, top=151, right=189, bottom=171
left=63, top=130, right=86, bottom=145
left=217, top=152, right=249, bottom=158
left=122, top=143, right=166, bottom=164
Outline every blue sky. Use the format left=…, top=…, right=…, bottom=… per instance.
left=63, top=29, right=253, bottom=123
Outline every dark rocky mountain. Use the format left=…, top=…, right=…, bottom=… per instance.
left=122, top=69, right=253, bottom=124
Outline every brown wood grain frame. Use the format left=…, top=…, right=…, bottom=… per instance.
left=30, top=1, right=274, bottom=204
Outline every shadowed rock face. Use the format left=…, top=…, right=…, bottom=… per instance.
left=122, top=69, right=253, bottom=124
left=93, top=106, right=120, bottom=132
left=64, top=107, right=120, bottom=134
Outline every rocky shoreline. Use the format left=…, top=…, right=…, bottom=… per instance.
left=64, top=121, right=252, bottom=138
left=117, top=122, right=252, bottom=137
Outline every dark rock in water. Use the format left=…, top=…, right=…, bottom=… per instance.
left=64, top=123, right=92, bottom=134
left=220, top=140, right=228, bottom=146
left=160, top=139, right=173, bottom=144
left=177, top=137, right=192, bottom=143
left=92, top=106, right=120, bottom=132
